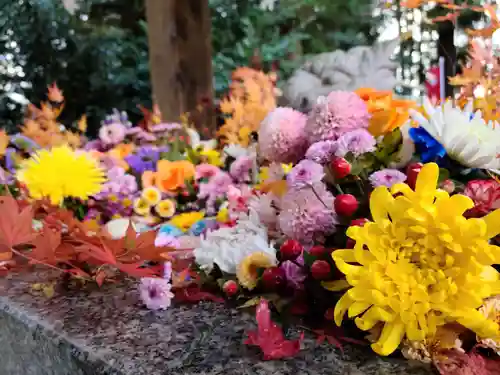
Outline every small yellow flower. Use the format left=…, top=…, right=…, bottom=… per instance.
left=169, top=212, right=205, bottom=232
left=108, top=194, right=119, bottom=203
left=112, top=214, right=122, bottom=219
left=200, top=149, right=222, bottom=166
left=216, top=207, right=230, bottom=223
left=237, top=252, right=275, bottom=290
left=133, top=197, right=151, bottom=216
left=122, top=198, right=132, bottom=208
left=328, top=162, right=500, bottom=356
left=155, top=199, right=176, bottom=218
left=141, top=187, right=162, bottom=206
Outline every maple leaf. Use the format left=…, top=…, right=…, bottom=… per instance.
left=174, top=284, right=224, bottom=304
left=245, top=299, right=303, bottom=360
left=0, top=195, right=37, bottom=263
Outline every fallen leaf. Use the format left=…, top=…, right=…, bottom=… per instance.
left=245, top=299, right=303, bottom=360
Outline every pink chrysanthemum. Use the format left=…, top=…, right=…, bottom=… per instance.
left=278, top=182, right=337, bottom=245
left=198, top=171, right=232, bottom=214
left=368, top=169, right=407, bottom=188
left=259, top=107, right=308, bottom=164
left=195, top=163, right=220, bottom=180
left=305, top=91, right=370, bottom=143
left=286, top=160, right=324, bottom=189
left=305, top=140, right=338, bottom=164
left=139, top=277, right=174, bottom=310
left=335, top=129, right=376, bottom=157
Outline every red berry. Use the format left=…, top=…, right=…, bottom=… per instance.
left=311, top=260, right=331, bottom=280
left=280, top=239, right=303, bottom=261
left=406, top=162, right=423, bottom=190
left=334, top=194, right=358, bottom=217
left=330, top=158, right=351, bottom=179
left=223, top=280, right=238, bottom=296
left=309, top=245, right=328, bottom=257
left=350, top=218, right=369, bottom=227
left=262, top=267, right=287, bottom=290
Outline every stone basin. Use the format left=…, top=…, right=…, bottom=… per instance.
left=0, top=272, right=433, bottom=375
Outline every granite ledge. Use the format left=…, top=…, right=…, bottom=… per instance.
left=0, top=272, right=434, bottom=375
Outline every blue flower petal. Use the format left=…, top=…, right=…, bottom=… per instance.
left=409, top=126, right=446, bottom=164
left=158, top=224, right=184, bottom=237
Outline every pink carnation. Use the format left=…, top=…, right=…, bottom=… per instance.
left=139, top=277, right=174, bottom=310
left=259, top=107, right=308, bottom=164
left=305, top=91, right=370, bottom=143
left=369, top=169, right=407, bottom=188
left=463, top=179, right=500, bottom=216
left=198, top=171, right=232, bottom=214
left=335, top=129, right=376, bottom=157
left=278, top=183, right=337, bottom=245
left=286, top=160, right=324, bottom=189
left=195, top=163, right=220, bottom=180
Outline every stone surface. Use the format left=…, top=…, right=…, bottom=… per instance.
left=282, top=40, right=399, bottom=112
left=0, top=272, right=433, bottom=375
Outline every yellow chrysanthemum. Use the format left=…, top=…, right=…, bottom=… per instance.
left=199, top=149, right=222, bottom=166
left=141, top=187, right=162, bottom=206
left=133, top=197, right=151, bottom=216
left=155, top=199, right=176, bottom=218
left=17, top=145, right=105, bottom=205
left=328, top=163, right=500, bottom=356
left=169, top=212, right=205, bottom=232
left=237, top=252, right=275, bottom=290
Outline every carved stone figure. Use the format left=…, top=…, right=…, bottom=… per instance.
left=282, top=39, right=399, bottom=111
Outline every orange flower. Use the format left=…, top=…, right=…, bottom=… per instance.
left=0, top=130, right=9, bottom=156
left=156, top=160, right=195, bottom=192
left=356, top=88, right=417, bottom=136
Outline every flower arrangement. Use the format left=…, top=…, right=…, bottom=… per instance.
left=3, top=58, right=500, bottom=374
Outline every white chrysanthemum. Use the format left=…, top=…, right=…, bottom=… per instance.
left=193, top=210, right=276, bottom=274
left=410, top=98, right=500, bottom=172
left=223, top=144, right=250, bottom=159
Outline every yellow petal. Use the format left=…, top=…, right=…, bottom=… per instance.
left=482, top=208, right=500, bottom=239
left=414, top=163, right=439, bottom=200
left=371, top=320, right=405, bottom=356
left=369, top=187, right=393, bottom=223
left=322, top=279, right=351, bottom=291
left=334, top=293, right=353, bottom=326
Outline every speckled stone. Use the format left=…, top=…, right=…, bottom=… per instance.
left=0, top=271, right=434, bottom=375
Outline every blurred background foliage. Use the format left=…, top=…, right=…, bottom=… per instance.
left=0, top=0, right=382, bottom=134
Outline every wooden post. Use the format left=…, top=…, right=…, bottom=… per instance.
left=145, top=0, right=214, bottom=131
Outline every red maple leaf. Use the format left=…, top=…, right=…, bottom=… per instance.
left=245, top=299, right=303, bottom=360
left=0, top=195, right=37, bottom=263
left=436, top=349, right=500, bottom=375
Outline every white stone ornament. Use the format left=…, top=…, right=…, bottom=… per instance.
left=282, top=39, right=399, bottom=111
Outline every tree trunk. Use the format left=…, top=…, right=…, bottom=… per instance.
left=145, top=0, right=214, bottom=132
left=437, top=20, right=456, bottom=99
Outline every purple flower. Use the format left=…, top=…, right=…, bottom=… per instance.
left=287, top=160, right=324, bottom=189
left=369, top=169, right=407, bottom=188
left=335, top=129, right=376, bottom=157
left=305, top=141, right=337, bottom=164
left=139, top=277, right=174, bottom=310
left=229, top=156, right=253, bottom=182
left=0, top=166, right=13, bottom=185
left=278, top=182, right=337, bottom=245
left=5, top=148, right=17, bottom=172
left=84, top=139, right=105, bottom=151
left=125, top=146, right=161, bottom=175
left=280, top=259, right=306, bottom=289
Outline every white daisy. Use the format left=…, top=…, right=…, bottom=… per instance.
left=410, top=98, right=500, bottom=172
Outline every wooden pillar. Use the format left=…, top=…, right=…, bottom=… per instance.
left=145, top=0, right=214, bottom=131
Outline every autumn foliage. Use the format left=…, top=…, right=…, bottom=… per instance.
left=0, top=193, right=168, bottom=284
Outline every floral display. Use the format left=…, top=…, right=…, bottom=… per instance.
left=3, top=54, right=500, bottom=374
